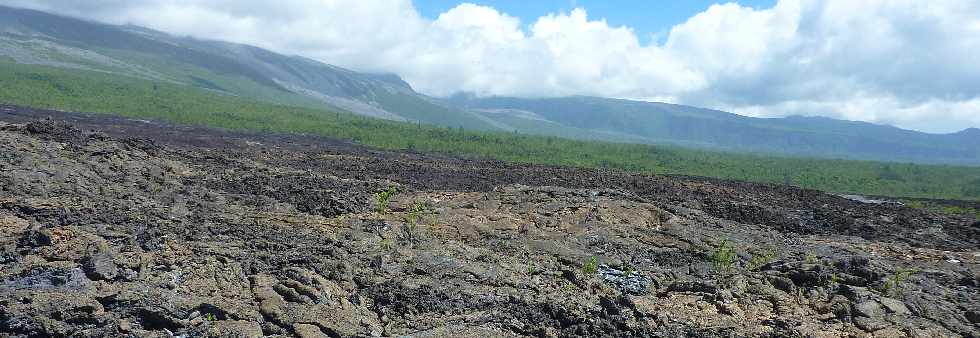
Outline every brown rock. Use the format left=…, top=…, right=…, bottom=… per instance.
left=82, top=253, right=118, bottom=281
left=853, top=301, right=885, bottom=318
left=205, top=321, right=263, bottom=338
left=293, top=323, right=329, bottom=338
left=273, top=283, right=307, bottom=303
left=872, top=327, right=906, bottom=337
left=853, top=316, right=889, bottom=332
left=878, top=297, right=909, bottom=315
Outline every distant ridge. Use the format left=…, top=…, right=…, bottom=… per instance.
left=450, top=95, right=980, bottom=165
left=1, top=5, right=978, bottom=165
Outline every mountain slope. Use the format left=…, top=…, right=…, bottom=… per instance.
left=5, top=61, right=980, bottom=200
left=0, top=5, right=497, bottom=130
left=1, top=5, right=978, bottom=165
left=452, top=96, right=980, bottom=165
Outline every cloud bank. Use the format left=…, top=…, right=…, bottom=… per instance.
left=7, top=0, right=980, bottom=133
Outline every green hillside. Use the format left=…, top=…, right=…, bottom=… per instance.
left=3, top=5, right=979, bottom=165
left=0, top=5, right=497, bottom=130
left=456, top=96, right=980, bottom=165
left=2, top=60, right=979, bottom=201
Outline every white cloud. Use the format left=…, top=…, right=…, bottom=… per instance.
left=5, top=0, right=980, bottom=133
left=665, top=0, right=980, bottom=132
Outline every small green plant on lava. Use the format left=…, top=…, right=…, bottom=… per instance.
left=581, top=256, right=599, bottom=275
left=622, top=262, right=637, bottom=278
left=804, top=252, right=819, bottom=265
left=406, top=201, right=427, bottom=228
left=374, top=186, right=396, bottom=215
left=711, top=239, right=737, bottom=274
left=402, top=201, right=428, bottom=243
left=881, top=268, right=915, bottom=295
left=379, top=237, right=394, bottom=252
left=746, top=248, right=777, bottom=271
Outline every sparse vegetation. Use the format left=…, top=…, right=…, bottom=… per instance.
left=400, top=201, right=427, bottom=244
left=3, top=92, right=977, bottom=336
left=623, top=262, right=637, bottom=278
left=374, top=186, right=396, bottom=215
left=581, top=256, right=599, bottom=275
left=904, top=199, right=980, bottom=220
left=406, top=201, right=427, bottom=228
left=3, top=61, right=980, bottom=201
left=795, top=288, right=806, bottom=305
left=746, top=248, right=777, bottom=271
left=379, top=237, right=394, bottom=252
left=881, top=268, right=915, bottom=295
left=711, top=240, right=737, bottom=274
left=563, top=283, right=578, bottom=293
left=804, top=253, right=819, bottom=265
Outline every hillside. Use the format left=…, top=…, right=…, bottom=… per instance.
left=2, top=5, right=979, bottom=165
left=2, top=62, right=980, bottom=201
left=0, top=5, right=497, bottom=130
left=452, top=96, right=980, bottom=165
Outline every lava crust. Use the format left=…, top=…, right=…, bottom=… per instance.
left=1, top=105, right=978, bottom=337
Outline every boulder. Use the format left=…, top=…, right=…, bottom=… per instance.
left=205, top=321, right=263, bottom=338
left=853, top=300, right=884, bottom=318
left=878, top=297, right=909, bottom=315
left=82, top=253, right=118, bottom=281
left=293, top=323, right=329, bottom=338
left=853, top=317, right=888, bottom=332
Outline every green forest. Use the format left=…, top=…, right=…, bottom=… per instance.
left=2, top=60, right=979, bottom=201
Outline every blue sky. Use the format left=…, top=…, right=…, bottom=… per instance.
left=415, top=0, right=777, bottom=43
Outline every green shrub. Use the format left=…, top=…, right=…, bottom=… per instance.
left=374, top=186, right=396, bottom=215
left=379, top=237, right=394, bottom=252
left=406, top=201, right=427, bottom=227
left=581, top=256, right=599, bottom=275
left=401, top=201, right=427, bottom=243
left=746, top=248, right=776, bottom=271
left=711, top=240, right=737, bottom=273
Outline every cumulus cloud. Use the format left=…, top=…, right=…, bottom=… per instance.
left=5, top=0, right=980, bottom=132
left=668, top=0, right=980, bottom=132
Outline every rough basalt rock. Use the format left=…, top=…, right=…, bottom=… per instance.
left=1, top=105, right=978, bottom=337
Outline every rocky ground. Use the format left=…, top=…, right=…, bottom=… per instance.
left=0, top=104, right=978, bottom=338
